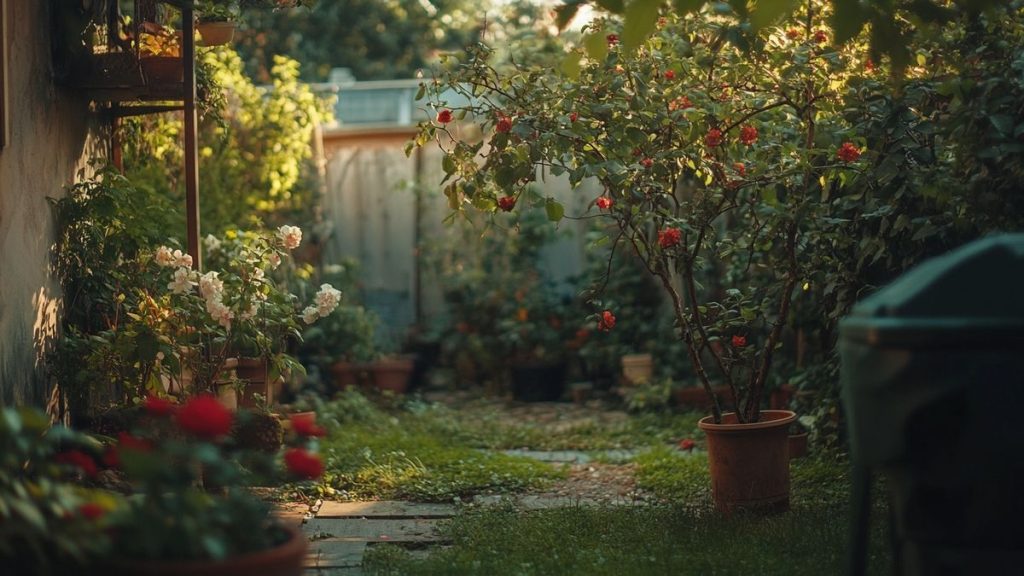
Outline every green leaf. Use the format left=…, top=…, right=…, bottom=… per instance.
left=560, top=52, right=583, bottom=80
left=414, top=83, right=425, bottom=101
left=750, top=0, right=797, bottom=31
left=583, top=33, right=609, bottom=62
left=831, top=0, right=866, bottom=44
left=545, top=198, right=565, bottom=222
left=442, top=153, right=456, bottom=175
left=622, top=0, right=662, bottom=52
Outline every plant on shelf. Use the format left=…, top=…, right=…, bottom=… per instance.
left=138, top=22, right=180, bottom=58
left=1, top=397, right=326, bottom=572
left=195, top=0, right=241, bottom=47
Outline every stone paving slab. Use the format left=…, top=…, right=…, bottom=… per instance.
left=303, top=541, right=366, bottom=568
left=316, top=500, right=456, bottom=519
left=305, top=518, right=444, bottom=542
left=274, top=502, right=312, bottom=528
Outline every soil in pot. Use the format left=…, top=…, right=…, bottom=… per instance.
left=510, top=361, right=567, bottom=402
left=698, top=410, right=797, bottom=514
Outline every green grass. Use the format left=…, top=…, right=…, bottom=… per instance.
left=363, top=503, right=892, bottom=576
left=309, top=392, right=564, bottom=502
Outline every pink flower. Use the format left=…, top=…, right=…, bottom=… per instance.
left=436, top=109, right=453, bottom=124
left=597, top=310, right=616, bottom=332
left=731, top=335, right=747, bottom=348
left=276, top=225, right=302, bottom=250
left=290, top=413, right=326, bottom=438
left=176, top=395, right=233, bottom=440
left=595, top=196, right=613, bottom=210
left=679, top=438, right=696, bottom=452
left=498, top=196, right=516, bottom=212
left=837, top=141, right=861, bottom=163
left=658, top=227, right=682, bottom=249
left=704, top=128, right=724, bottom=147
left=739, top=125, right=758, bottom=145
left=284, top=448, right=324, bottom=480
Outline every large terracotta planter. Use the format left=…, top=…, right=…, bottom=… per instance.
left=698, top=410, right=797, bottom=513
left=110, top=525, right=306, bottom=576
left=370, top=356, right=415, bottom=394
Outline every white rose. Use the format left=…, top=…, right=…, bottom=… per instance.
left=167, top=267, right=195, bottom=294
left=155, top=246, right=176, bottom=267
left=204, top=234, right=222, bottom=252
left=172, top=249, right=193, bottom=269
left=314, top=284, right=342, bottom=317
left=198, top=271, right=224, bottom=300
left=302, top=306, right=320, bottom=325
left=268, top=253, right=282, bottom=270
left=276, top=225, right=303, bottom=250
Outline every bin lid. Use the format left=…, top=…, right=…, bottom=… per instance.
left=841, top=234, right=1024, bottom=347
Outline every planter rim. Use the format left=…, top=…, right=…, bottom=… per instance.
left=698, top=410, right=797, bottom=433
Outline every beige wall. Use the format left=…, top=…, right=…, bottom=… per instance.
left=0, top=0, right=102, bottom=408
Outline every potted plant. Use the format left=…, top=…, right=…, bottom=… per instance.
left=138, top=22, right=183, bottom=85
left=301, top=303, right=379, bottom=392
left=195, top=0, right=240, bottom=46
left=416, top=7, right=865, bottom=510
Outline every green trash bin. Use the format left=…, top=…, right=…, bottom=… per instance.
left=840, top=234, right=1024, bottom=575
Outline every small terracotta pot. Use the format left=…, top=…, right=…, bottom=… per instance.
left=370, top=356, right=415, bottom=394
left=109, top=525, right=306, bottom=576
left=329, top=361, right=360, bottom=391
left=620, top=353, right=653, bottom=385
left=698, top=410, right=797, bottom=514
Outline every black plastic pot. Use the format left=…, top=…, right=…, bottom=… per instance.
left=509, top=361, right=567, bottom=402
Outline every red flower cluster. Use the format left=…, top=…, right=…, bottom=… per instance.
left=284, top=448, right=324, bottom=480
left=498, top=196, right=516, bottom=212
left=731, top=335, right=747, bottom=348
left=597, top=310, right=616, bottom=332
left=837, top=141, right=861, bottom=163
left=595, top=196, right=613, bottom=210
left=733, top=162, right=746, bottom=177
left=669, top=96, right=693, bottom=111
left=704, top=128, right=723, bottom=147
left=663, top=70, right=675, bottom=80
left=813, top=30, right=828, bottom=44
left=78, top=503, right=106, bottom=521
left=436, top=109, right=453, bottom=124
left=658, top=227, right=682, bottom=249
left=291, top=413, right=327, bottom=438
left=569, top=111, right=579, bottom=123
left=496, top=115, right=513, bottom=133
left=176, top=395, right=233, bottom=440
left=640, top=157, right=654, bottom=169
left=785, top=28, right=800, bottom=40
left=606, top=33, right=619, bottom=46
left=144, top=395, right=176, bottom=417
left=679, top=438, right=696, bottom=452
left=739, top=125, right=758, bottom=145
left=55, top=450, right=98, bottom=478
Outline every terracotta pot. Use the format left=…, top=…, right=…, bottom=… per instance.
left=329, top=361, right=361, bottom=391
left=235, top=357, right=270, bottom=409
left=196, top=21, right=235, bottom=46
left=698, top=410, right=797, bottom=513
left=140, top=56, right=183, bottom=85
left=370, top=356, right=415, bottom=394
left=110, top=525, right=306, bottom=576
left=788, top=431, right=809, bottom=459
left=620, top=353, right=653, bottom=385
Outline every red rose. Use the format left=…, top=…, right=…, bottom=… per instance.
left=679, top=438, right=696, bottom=452
left=640, top=157, right=654, bottom=169
left=813, top=30, right=828, bottom=44
left=838, top=141, right=861, bottom=162
left=704, top=128, right=723, bottom=147
left=498, top=196, right=516, bottom=212
left=597, top=310, right=616, bottom=332
left=291, top=413, right=326, bottom=438
left=731, top=335, right=747, bottom=348
left=78, top=503, right=106, bottom=521
left=284, top=448, right=324, bottom=480
left=596, top=196, right=613, bottom=210
left=785, top=28, right=800, bottom=40
left=496, top=115, right=513, bottom=133
left=144, top=394, right=176, bottom=417
left=176, top=395, right=233, bottom=440
left=606, top=34, right=619, bottom=46
left=739, top=125, right=758, bottom=145
left=663, top=70, right=675, bottom=80
left=658, top=227, right=682, bottom=249
left=55, top=450, right=98, bottom=478
left=569, top=111, right=578, bottom=123
left=436, top=109, right=453, bottom=124
left=733, top=162, right=746, bottom=177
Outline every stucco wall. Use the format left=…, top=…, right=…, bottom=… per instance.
left=0, top=0, right=103, bottom=409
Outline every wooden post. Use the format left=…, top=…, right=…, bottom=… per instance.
left=182, top=3, right=201, bottom=270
